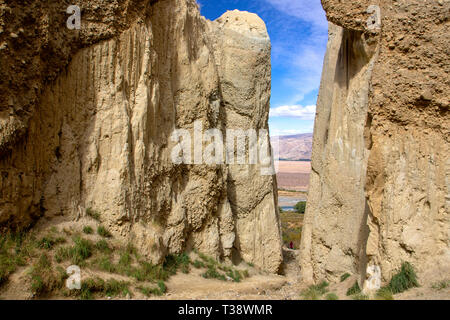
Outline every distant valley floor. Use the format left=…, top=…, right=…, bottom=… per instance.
left=276, top=161, right=311, bottom=192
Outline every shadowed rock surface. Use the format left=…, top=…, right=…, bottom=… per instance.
left=0, top=0, right=282, bottom=273
left=300, top=0, right=449, bottom=289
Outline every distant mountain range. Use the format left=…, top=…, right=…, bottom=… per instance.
left=271, top=133, right=313, bottom=161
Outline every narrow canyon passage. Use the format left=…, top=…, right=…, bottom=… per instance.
left=0, top=0, right=448, bottom=301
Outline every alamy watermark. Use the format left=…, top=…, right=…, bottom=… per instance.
left=66, top=265, right=81, bottom=290
left=66, top=5, right=81, bottom=30
left=170, top=120, right=279, bottom=175
left=65, top=4, right=380, bottom=31
left=367, top=5, right=381, bottom=30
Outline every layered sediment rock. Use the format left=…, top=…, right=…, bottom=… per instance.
left=0, top=0, right=282, bottom=272
left=301, top=0, right=449, bottom=288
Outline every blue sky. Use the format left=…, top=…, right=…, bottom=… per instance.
left=198, top=0, right=328, bottom=136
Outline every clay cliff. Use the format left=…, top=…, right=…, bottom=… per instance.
left=300, top=0, right=449, bottom=289
left=0, top=0, right=282, bottom=273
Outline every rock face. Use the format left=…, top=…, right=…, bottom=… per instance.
left=301, top=0, right=449, bottom=288
left=0, top=0, right=282, bottom=273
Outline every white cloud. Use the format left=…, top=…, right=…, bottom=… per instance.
left=269, top=105, right=316, bottom=119
left=263, top=0, right=328, bottom=106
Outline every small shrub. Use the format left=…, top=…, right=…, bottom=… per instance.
left=432, top=279, right=450, bottom=291
left=138, top=286, right=160, bottom=297
left=36, top=236, right=66, bottom=250
left=77, top=277, right=129, bottom=300
left=97, top=226, right=112, bottom=238
left=72, top=237, right=93, bottom=264
left=29, top=254, right=65, bottom=297
left=294, top=201, right=306, bottom=214
left=119, top=251, right=132, bottom=267
left=83, top=226, right=93, bottom=235
left=352, top=293, right=369, bottom=300
left=138, top=281, right=166, bottom=297
left=95, top=239, right=111, bottom=253
left=55, top=266, right=69, bottom=285
left=96, top=255, right=116, bottom=273
left=178, top=253, right=190, bottom=274
left=226, top=270, right=242, bottom=283
left=36, top=237, right=54, bottom=250
left=125, top=243, right=139, bottom=260
left=163, top=253, right=190, bottom=275
left=340, top=273, right=351, bottom=282
left=157, top=280, right=166, bottom=294
left=31, top=274, right=45, bottom=295
left=55, top=247, right=70, bottom=263
left=128, top=261, right=169, bottom=282
left=198, top=252, right=217, bottom=268
left=300, top=281, right=329, bottom=300
left=346, top=281, right=361, bottom=296
left=104, top=279, right=130, bottom=298
left=86, top=208, right=101, bottom=221
left=387, top=262, right=419, bottom=294
left=202, top=266, right=226, bottom=281
left=325, top=293, right=339, bottom=300
left=78, top=278, right=104, bottom=300
left=218, top=264, right=231, bottom=272
left=192, top=260, right=205, bottom=269
left=375, top=287, right=394, bottom=300
left=0, top=232, right=35, bottom=287
left=55, top=237, right=93, bottom=264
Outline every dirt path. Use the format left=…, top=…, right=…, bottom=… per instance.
left=161, top=248, right=303, bottom=300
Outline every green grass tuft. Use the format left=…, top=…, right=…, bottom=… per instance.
left=77, top=277, right=130, bottom=300
left=198, top=252, right=217, bottom=268
left=0, top=232, right=35, bottom=287
left=157, top=280, right=166, bottom=294
left=97, top=226, right=112, bottom=238
left=352, top=293, right=369, bottom=300
left=138, top=280, right=167, bottom=297
left=82, top=226, right=93, bottom=235
left=29, top=254, right=66, bottom=297
left=346, top=281, right=361, bottom=296
left=300, top=281, right=329, bottom=300
left=36, top=236, right=65, bottom=250
left=340, top=273, right=351, bottom=282
left=55, top=237, right=93, bottom=264
left=202, top=266, right=226, bottom=281
left=163, top=253, right=191, bottom=275
left=86, top=208, right=101, bottom=221
left=95, top=239, right=111, bottom=253
left=387, top=262, right=419, bottom=294
left=95, top=255, right=116, bottom=273
left=325, top=293, right=339, bottom=300
left=226, top=269, right=243, bottom=282
left=192, top=260, right=205, bottom=269
left=431, top=279, right=450, bottom=291
left=375, top=287, right=394, bottom=300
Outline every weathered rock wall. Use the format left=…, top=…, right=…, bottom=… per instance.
left=301, top=0, right=449, bottom=288
left=0, top=0, right=282, bottom=272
